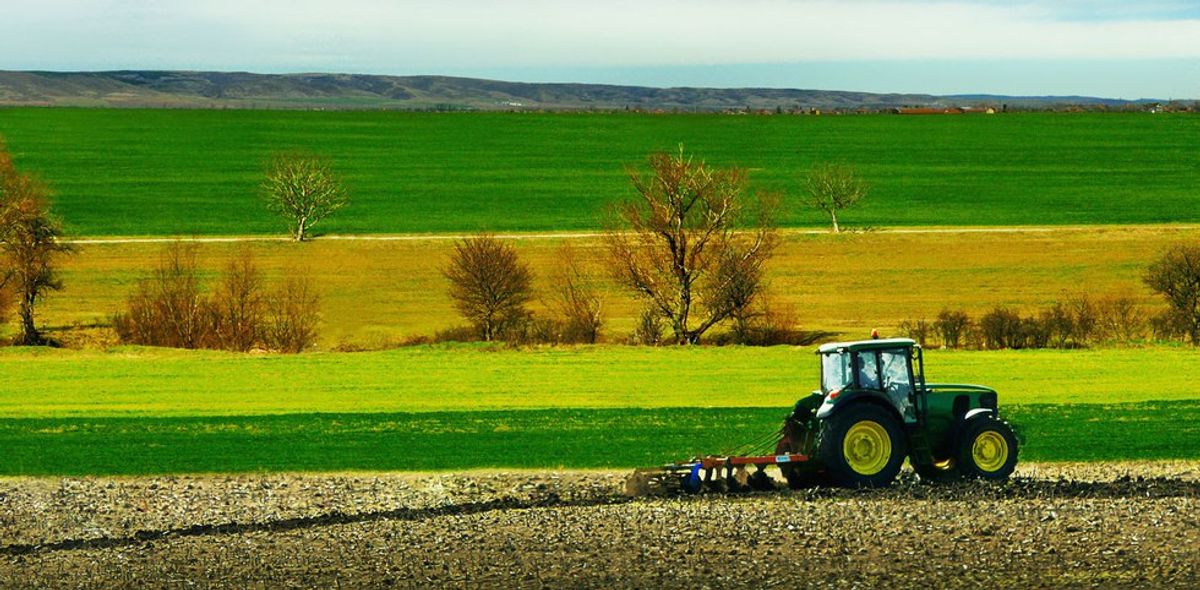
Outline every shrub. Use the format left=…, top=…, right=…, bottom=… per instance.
left=1095, top=293, right=1145, bottom=342
left=1067, top=293, right=1098, bottom=345
left=263, top=275, right=320, bottom=353
left=1040, top=302, right=1075, bottom=348
left=978, top=307, right=1023, bottom=349
left=114, top=246, right=320, bottom=353
left=209, top=249, right=265, bottom=352
left=549, top=244, right=603, bottom=344
left=112, top=243, right=211, bottom=349
left=933, top=309, right=970, bottom=349
left=444, top=235, right=534, bottom=342
left=897, top=318, right=932, bottom=347
left=632, top=307, right=664, bottom=346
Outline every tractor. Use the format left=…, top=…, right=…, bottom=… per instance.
left=626, top=337, right=1018, bottom=494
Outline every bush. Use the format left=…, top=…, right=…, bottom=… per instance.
left=897, top=318, right=932, bottom=347
left=1095, top=293, right=1145, bottom=342
left=715, top=301, right=818, bottom=346
left=1040, top=302, right=1075, bottom=348
left=112, top=244, right=211, bottom=349
left=114, top=245, right=320, bottom=353
left=632, top=308, right=664, bottom=346
left=549, top=244, right=603, bottom=344
left=443, top=235, right=534, bottom=342
left=262, top=275, right=320, bottom=353
left=1067, top=294, right=1098, bottom=345
left=978, top=307, right=1024, bottom=349
left=934, top=309, right=970, bottom=349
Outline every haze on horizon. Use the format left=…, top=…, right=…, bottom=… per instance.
left=2, top=0, right=1198, bottom=99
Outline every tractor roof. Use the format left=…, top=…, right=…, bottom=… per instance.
left=816, top=338, right=917, bottom=354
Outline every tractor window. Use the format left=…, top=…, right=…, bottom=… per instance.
left=880, top=349, right=916, bottom=421
left=856, top=351, right=881, bottom=390
left=821, top=352, right=852, bottom=393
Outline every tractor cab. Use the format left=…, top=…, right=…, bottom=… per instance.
left=816, top=338, right=924, bottom=423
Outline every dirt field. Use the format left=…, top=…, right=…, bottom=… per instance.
left=2, top=463, right=1198, bottom=589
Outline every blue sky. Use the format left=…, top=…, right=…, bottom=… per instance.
left=2, top=0, right=1198, bottom=98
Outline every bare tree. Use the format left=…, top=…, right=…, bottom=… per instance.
left=605, top=147, right=777, bottom=345
left=1144, top=242, right=1200, bottom=345
left=549, top=244, right=603, bottom=344
left=211, top=249, right=266, bottom=352
left=112, top=243, right=210, bottom=349
left=0, top=139, right=75, bottom=345
left=263, top=274, right=321, bottom=353
left=804, top=162, right=868, bottom=233
left=263, top=152, right=349, bottom=241
left=443, top=235, right=534, bottom=341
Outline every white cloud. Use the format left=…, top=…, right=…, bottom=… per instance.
left=2, top=0, right=1199, bottom=71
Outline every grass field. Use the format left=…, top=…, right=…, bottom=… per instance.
left=4, top=403, right=1199, bottom=475
left=37, top=226, right=1196, bottom=345
left=1, top=109, right=1198, bottom=235
left=2, top=345, right=1198, bottom=417
left=0, top=344, right=1197, bottom=474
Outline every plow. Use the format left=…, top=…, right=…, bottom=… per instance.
left=626, top=337, right=1020, bottom=496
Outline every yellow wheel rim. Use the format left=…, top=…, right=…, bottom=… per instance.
left=843, top=420, right=892, bottom=476
left=972, top=431, right=1009, bottom=472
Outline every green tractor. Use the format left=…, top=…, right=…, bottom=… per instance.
left=626, top=337, right=1018, bottom=494
left=774, top=337, right=1018, bottom=487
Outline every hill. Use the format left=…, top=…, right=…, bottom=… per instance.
left=0, top=70, right=1162, bottom=111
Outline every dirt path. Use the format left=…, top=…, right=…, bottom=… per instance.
left=61, top=224, right=1200, bottom=245
left=2, top=463, right=1198, bottom=588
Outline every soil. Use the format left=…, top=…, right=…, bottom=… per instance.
left=2, top=463, right=1198, bottom=589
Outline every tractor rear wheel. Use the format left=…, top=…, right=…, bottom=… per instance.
left=956, top=417, right=1018, bottom=481
left=818, top=404, right=906, bottom=488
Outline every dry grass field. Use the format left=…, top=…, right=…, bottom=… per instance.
left=39, top=225, right=1198, bottom=347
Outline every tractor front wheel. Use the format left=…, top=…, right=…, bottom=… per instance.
left=956, top=417, right=1018, bottom=481
left=818, top=404, right=906, bottom=488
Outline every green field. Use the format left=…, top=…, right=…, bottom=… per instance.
left=1, top=345, right=1197, bottom=474
left=1, top=109, right=1197, bottom=235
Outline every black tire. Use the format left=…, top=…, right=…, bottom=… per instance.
left=818, top=403, right=906, bottom=488
left=956, top=416, right=1019, bottom=481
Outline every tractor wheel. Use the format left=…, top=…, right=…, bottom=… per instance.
left=818, top=404, right=906, bottom=488
left=956, top=417, right=1018, bottom=481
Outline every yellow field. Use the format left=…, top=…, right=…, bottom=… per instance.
left=39, top=225, right=1199, bottom=347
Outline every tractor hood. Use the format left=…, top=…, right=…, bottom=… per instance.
left=924, top=383, right=997, bottom=395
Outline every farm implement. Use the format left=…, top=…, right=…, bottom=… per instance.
left=626, top=337, right=1019, bottom=495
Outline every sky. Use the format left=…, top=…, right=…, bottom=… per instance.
left=1, top=0, right=1198, bottom=99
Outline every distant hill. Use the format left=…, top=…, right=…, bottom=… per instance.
left=0, top=70, right=1168, bottom=111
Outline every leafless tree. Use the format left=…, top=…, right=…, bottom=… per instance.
left=605, top=147, right=777, bottom=345
left=264, top=274, right=321, bottom=353
left=263, top=152, right=349, bottom=241
left=443, top=235, right=533, bottom=341
left=804, top=162, right=868, bottom=233
left=1144, top=242, right=1200, bottom=345
left=0, top=139, right=75, bottom=345
left=112, top=243, right=210, bottom=349
left=549, top=244, right=603, bottom=344
left=211, top=249, right=266, bottom=352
